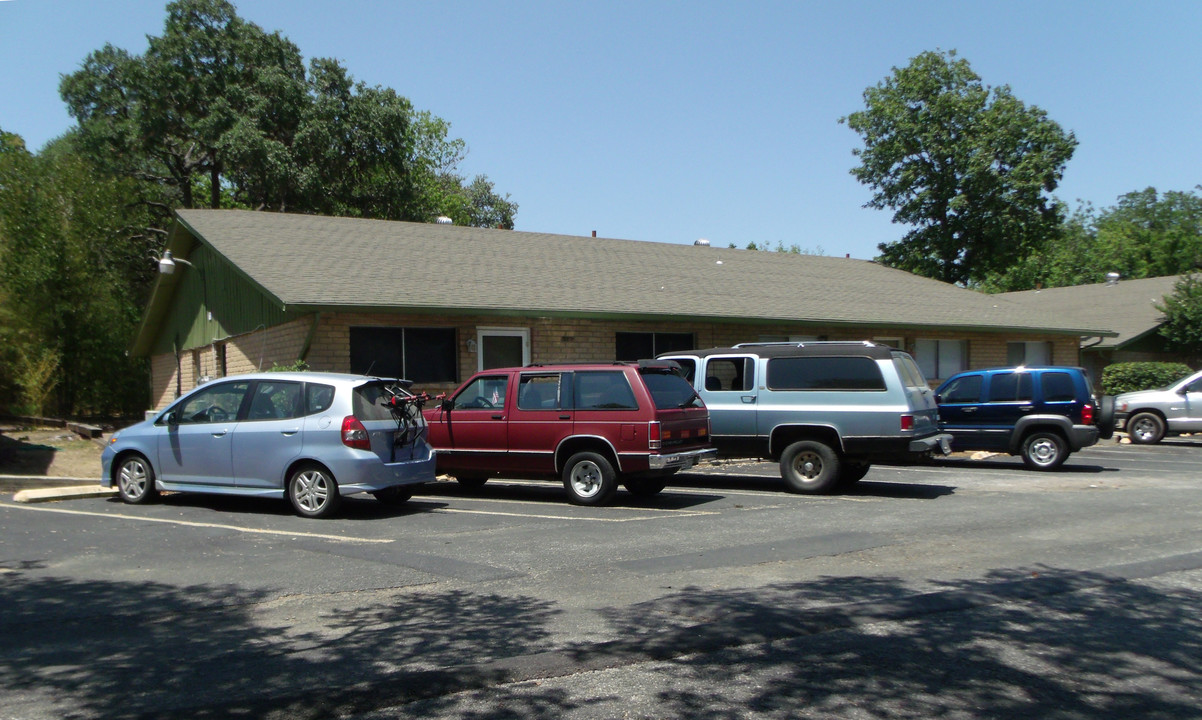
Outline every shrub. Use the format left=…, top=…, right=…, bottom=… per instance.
left=1101, top=362, right=1193, bottom=395
left=266, top=359, right=310, bottom=373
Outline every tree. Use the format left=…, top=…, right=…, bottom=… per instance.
left=1157, top=273, right=1202, bottom=360
left=841, top=49, right=1077, bottom=286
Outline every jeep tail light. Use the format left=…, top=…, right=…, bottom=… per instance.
left=1081, top=404, right=1095, bottom=425
left=342, top=416, right=372, bottom=450
left=900, top=414, right=914, bottom=431
left=648, top=421, right=662, bottom=449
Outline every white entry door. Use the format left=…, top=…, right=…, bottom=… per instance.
left=478, top=327, right=530, bottom=371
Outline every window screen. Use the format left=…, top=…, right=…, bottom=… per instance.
left=616, top=332, right=694, bottom=361
left=766, top=356, right=886, bottom=391
left=349, top=327, right=457, bottom=383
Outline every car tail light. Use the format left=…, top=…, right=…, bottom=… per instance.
left=1081, top=404, right=1095, bottom=425
left=648, top=421, right=662, bottom=449
left=900, top=414, right=914, bottom=431
left=342, top=416, right=371, bottom=450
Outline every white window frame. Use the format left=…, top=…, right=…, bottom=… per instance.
left=915, top=339, right=967, bottom=381
left=477, top=327, right=530, bottom=372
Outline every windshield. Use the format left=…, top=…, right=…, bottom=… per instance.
left=641, top=371, right=703, bottom=409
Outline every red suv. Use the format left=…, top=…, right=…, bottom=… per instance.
left=423, top=361, right=715, bottom=505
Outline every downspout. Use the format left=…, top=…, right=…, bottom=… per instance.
left=299, top=312, right=322, bottom=364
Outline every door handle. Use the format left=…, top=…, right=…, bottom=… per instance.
left=962, top=407, right=977, bottom=413
left=281, top=429, right=299, bottom=436
left=491, top=414, right=505, bottom=420
left=559, top=415, right=571, bottom=420
left=1019, top=405, right=1034, bottom=412
left=211, top=430, right=228, bottom=437
left=741, top=395, right=756, bottom=404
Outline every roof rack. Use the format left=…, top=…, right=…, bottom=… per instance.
left=733, top=340, right=878, bottom=349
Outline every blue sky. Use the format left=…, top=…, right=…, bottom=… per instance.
left=2, top=0, right=1199, bottom=259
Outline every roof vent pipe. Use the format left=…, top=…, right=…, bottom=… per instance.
left=694, top=238, right=710, bottom=247
left=1106, top=272, right=1120, bottom=286
left=435, top=216, right=453, bottom=224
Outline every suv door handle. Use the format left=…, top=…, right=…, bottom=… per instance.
left=1019, top=405, right=1034, bottom=412
left=491, top=414, right=504, bottom=420
left=741, top=395, right=756, bottom=404
left=962, top=407, right=977, bottom=413
left=559, top=414, right=570, bottom=420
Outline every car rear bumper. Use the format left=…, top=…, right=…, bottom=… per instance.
left=910, top=432, right=954, bottom=455
left=1068, top=424, right=1099, bottom=451
left=648, top=447, right=718, bottom=471
left=334, top=443, right=438, bottom=495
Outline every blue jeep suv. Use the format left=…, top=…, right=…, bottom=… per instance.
left=934, top=366, right=1115, bottom=470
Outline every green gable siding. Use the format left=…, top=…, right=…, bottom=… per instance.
left=148, top=244, right=292, bottom=356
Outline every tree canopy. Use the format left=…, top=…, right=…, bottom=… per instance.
left=1157, top=273, right=1202, bottom=361
left=842, top=49, right=1077, bottom=286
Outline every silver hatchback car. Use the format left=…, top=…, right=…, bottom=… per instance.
left=100, top=372, right=436, bottom=518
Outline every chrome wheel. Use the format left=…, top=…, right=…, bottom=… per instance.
left=117, top=456, right=157, bottom=504
left=1021, top=431, right=1066, bottom=470
left=288, top=466, right=341, bottom=518
left=1128, top=413, right=1165, bottom=445
left=790, top=450, right=824, bottom=479
left=569, top=459, right=604, bottom=498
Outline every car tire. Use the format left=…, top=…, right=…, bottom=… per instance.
left=1020, top=431, right=1068, bottom=470
left=838, top=462, right=872, bottom=488
left=372, top=486, right=413, bottom=505
left=116, top=454, right=159, bottom=505
left=623, top=477, right=669, bottom=498
left=1097, top=396, right=1116, bottom=440
left=780, top=440, right=841, bottom=494
left=1127, top=412, right=1165, bottom=445
left=562, top=452, right=618, bottom=506
left=287, top=464, right=342, bottom=518
left=455, top=475, right=489, bottom=488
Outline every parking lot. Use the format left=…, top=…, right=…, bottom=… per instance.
left=4, top=438, right=1202, bottom=719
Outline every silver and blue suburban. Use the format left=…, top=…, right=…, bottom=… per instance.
left=659, top=342, right=951, bottom=493
left=101, top=372, right=436, bottom=518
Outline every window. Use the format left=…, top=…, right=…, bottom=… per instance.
left=248, top=381, right=302, bottom=420
left=477, top=327, right=529, bottom=371
left=453, top=375, right=509, bottom=409
left=575, top=371, right=638, bottom=410
left=1007, top=341, right=1051, bottom=366
left=988, top=372, right=1034, bottom=402
left=174, top=381, right=250, bottom=424
left=874, top=337, right=903, bottom=351
left=306, top=383, right=335, bottom=415
left=1041, top=372, right=1077, bottom=403
left=518, top=374, right=562, bottom=410
left=766, top=356, right=886, bottom=391
left=915, top=339, right=966, bottom=380
left=615, top=332, right=694, bottom=361
left=349, top=327, right=457, bottom=383
left=642, top=371, right=703, bottom=409
left=940, top=374, right=982, bottom=403
left=704, top=357, right=755, bottom=392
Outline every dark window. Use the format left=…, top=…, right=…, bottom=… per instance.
left=353, top=381, right=399, bottom=421
left=349, top=327, right=457, bottom=383
left=518, top=374, right=562, bottom=410
left=1041, top=372, right=1077, bottom=403
left=641, top=371, right=702, bottom=409
left=306, top=383, right=335, bottom=415
left=766, top=356, right=886, bottom=391
left=248, top=381, right=302, bottom=420
left=940, top=375, right=983, bottom=403
left=988, top=373, right=1034, bottom=402
left=615, top=332, right=694, bottom=361
left=174, top=381, right=251, bottom=424
left=575, top=371, right=638, bottom=410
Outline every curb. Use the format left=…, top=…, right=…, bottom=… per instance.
left=1, top=475, right=110, bottom=503
left=12, top=485, right=115, bottom=503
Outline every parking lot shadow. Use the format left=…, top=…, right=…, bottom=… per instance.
left=673, top=470, right=956, bottom=500
left=927, top=457, right=1117, bottom=474
left=415, top=479, right=726, bottom=509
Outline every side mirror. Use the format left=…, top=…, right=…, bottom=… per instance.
left=934, top=394, right=943, bottom=404
left=165, top=411, right=179, bottom=426
left=440, top=398, right=454, bottom=411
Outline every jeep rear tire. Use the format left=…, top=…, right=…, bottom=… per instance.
left=1097, top=396, right=1116, bottom=440
left=780, top=441, right=841, bottom=494
left=1127, top=412, right=1165, bottom=445
left=1020, top=431, right=1068, bottom=470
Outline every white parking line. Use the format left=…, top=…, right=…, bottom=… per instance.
left=5, top=504, right=393, bottom=544
left=429, top=507, right=718, bottom=522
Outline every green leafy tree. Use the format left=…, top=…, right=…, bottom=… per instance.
left=842, top=49, right=1077, bottom=286
left=1156, top=273, right=1202, bottom=360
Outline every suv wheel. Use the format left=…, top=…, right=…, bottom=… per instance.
left=1020, top=431, right=1068, bottom=470
left=780, top=441, right=841, bottom=494
left=116, top=454, right=159, bottom=504
left=562, top=452, right=618, bottom=506
left=624, top=477, right=669, bottom=498
left=1127, top=412, right=1165, bottom=445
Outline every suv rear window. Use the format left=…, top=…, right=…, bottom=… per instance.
left=1041, top=372, right=1077, bottom=402
left=641, top=370, right=703, bottom=409
left=575, top=371, right=638, bottom=410
left=767, top=356, right=886, bottom=391
left=988, top=373, right=1034, bottom=402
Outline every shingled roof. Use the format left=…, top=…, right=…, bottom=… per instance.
left=162, top=209, right=1111, bottom=336
left=1003, top=275, right=1182, bottom=349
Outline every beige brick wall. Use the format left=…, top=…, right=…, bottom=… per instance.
left=147, top=312, right=1085, bottom=409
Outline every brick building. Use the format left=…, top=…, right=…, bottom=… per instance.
left=132, top=209, right=1112, bottom=409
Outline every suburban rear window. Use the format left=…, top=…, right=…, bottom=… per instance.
left=766, top=356, right=886, bottom=391
left=641, top=371, right=703, bottom=409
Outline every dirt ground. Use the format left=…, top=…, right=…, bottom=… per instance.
left=0, top=423, right=104, bottom=481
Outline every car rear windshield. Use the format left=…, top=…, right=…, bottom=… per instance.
left=767, top=356, right=886, bottom=391
left=640, top=370, right=703, bottom=409
left=353, top=382, right=398, bottom=421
